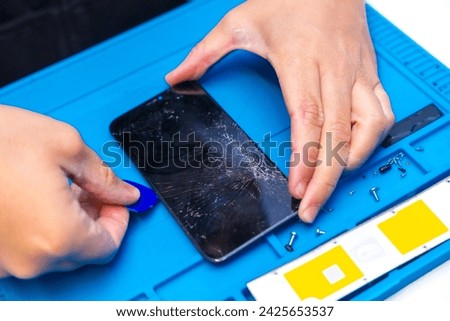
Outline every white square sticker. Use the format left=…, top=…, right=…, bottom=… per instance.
left=323, top=264, right=345, bottom=285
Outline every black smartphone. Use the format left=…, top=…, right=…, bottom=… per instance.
left=110, top=81, right=298, bottom=262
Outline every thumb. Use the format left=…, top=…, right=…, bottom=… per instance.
left=165, top=13, right=239, bottom=85
left=62, top=138, right=140, bottom=206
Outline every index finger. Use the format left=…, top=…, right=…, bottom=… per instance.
left=62, top=203, right=130, bottom=265
left=298, top=73, right=352, bottom=223
left=273, top=58, right=323, bottom=199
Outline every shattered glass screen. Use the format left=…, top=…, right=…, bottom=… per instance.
left=110, top=81, right=298, bottom=262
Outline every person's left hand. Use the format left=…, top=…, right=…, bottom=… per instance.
left=0, top=105, right=140, bottom=278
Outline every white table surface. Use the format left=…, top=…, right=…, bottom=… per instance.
left=367, top=0, right=450, bottom=301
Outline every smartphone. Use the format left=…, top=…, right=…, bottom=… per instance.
left=110, top=81, right=298, bottom=262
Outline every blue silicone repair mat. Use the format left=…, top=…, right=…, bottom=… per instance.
left=0, top=0, right=449, bottom=300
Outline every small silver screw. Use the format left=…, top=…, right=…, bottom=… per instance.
left=415, top=146, right=424, bottom=152
left=370, top=187, right=380, bottom=202
left=401, top=172, right=407, bottom=178
left=284, top=231, right=297, bottom=252
left=349, top=190, right=356, bottom=196
left=393, top=158, right=403, bottom=168
left=316, top=228, right=326, bottom=236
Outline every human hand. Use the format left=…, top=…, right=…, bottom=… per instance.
left=166, top=0, right=394, bottom=222
left=0, top=106, right=140, bottom=278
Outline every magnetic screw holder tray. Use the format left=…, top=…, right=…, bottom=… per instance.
left=1, top=0, right=450, bottom=300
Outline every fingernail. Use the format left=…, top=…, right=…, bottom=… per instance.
left=295, top=182, right=306, bottom=199
left=124, top=181, right=141, bottom=200
left=129, top=186, right=141, bottom=200
left=299, top=206, right=319, bottom=223
left=123, top=180, right=158, bottom=213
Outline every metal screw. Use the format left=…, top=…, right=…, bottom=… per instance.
left=401, top=172, right=407, bottom=178
left=379, top=163, right=392, bottom=174
left=316, top=228, right=326, bottom=236
left=370, top=187, right=380, bottom=202
left=349, top=190, right=356, bottom=196
left=284, top=231, right=297, bottom=252
left=415, top=146, right=424, bottom=152
left=392, top=158, right=403, bottom=168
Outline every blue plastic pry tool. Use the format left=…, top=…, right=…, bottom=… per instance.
left=124, top=180, right=158, bottom=213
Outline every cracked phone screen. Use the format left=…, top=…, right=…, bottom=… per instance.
left=110, top=81, right=298, bottom=262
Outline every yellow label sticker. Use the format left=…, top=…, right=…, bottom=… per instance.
left=284, top=245, right=363, bottom=300
left=378, top=200, right=448, bottom=254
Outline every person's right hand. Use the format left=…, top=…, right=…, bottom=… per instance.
left=0, top=105, right=140, bottom=279
left=166, top=0, right=394, bottom=223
